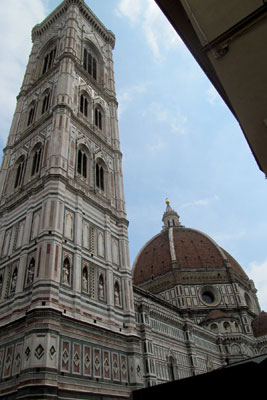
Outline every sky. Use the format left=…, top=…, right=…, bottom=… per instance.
left=1, top=0, right=267, bottom=309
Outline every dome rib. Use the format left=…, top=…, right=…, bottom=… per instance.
left=133, top=225, right=248, bottom=286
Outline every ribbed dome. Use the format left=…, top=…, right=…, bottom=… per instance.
left=132, top=202, right=248, bottom=287
left=252, top=311, right=267, bottom=338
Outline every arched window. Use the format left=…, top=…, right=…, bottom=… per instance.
left=77, top=147, right=88, bottom=179
left=94, top=107, right=102, bottom=130
left=83, top=48, right=97, bottom=80
left=79, top=93, right=89, bottom=117
left=14, top=156, right=26, bottom=188
left=31, top=144, right=42, bottom=177
left=42, top=47, right=56, bottom=75
left=27, top=101, right=37, bottom=126
left=96, top=161, right=104, bottom=191
left=41, top=90, right=51, bottom=114
left=210, top=323, right=218, bottom=333
left=223, top=322, right=231, bottom=333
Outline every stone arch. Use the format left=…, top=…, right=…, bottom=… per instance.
left=260, top=346, right=267, bottom=355
left=210, top=323, right=218, bottom=333
left=231, top=343, right=241, bottom=355
left=223, top=321, right=231, bottom=333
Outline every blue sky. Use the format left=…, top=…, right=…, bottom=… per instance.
left=1, top=0, right=267, bottom=309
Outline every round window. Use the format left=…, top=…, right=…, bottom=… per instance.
left=202, top=291, right=215, bottom=304
left=199, top=285, right=220, bottom=306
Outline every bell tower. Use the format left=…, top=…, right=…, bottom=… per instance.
left=0, top=1, right=142, bottom=398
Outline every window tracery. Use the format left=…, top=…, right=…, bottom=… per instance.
left=80, top=93, right=89, bottom=117
left=77, top=149, right=87, bottom=178
left=41, top=89, right=51, bottom=115
left=94, top=107, right=103, bottom=130
left=95, top=161, right=105, bottom=191
left=27, top=101, right=37, bottom=126
left=83, top=48, right=97, bottom=80
left=14, top=156, right=26, bottom=189
left=42, top=47, right=56, bottom=75
left=31, top=144, right=42, bottom=177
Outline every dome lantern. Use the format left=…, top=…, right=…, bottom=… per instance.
left=162, top=199, right=181, bottom=230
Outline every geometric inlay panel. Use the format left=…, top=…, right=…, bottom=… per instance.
left=112, top=352, right=120, bottom=381
left=93, top=348, right=101, bottom=378
left=83, top=345, right=91, bottom=377
left=35, top=344, right=44, bottom=360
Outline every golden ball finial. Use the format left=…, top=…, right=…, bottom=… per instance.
left=166, top=198, right=170, bottom=205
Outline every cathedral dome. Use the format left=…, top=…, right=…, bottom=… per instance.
left=252, top=311, right=267, bottom=337
left=132, top=201, right=249, bottom=291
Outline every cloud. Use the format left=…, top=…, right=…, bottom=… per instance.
left=146, top=102, right=188, bottom=134
left=247, top=260, right=267, bottom=311
left=0, top=0, right=45, bottom=142
left=147, top=137, right=167, bottom=155
left=116, top=0, right=181, bottom=60
left=115, top=0, right=143, bottom=24
left=117, top=83, right=148, bottom=117
left=181, top=195, right=220, bottom=209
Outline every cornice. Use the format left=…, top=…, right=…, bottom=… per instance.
left=31, top=0, right=115, bottom=49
